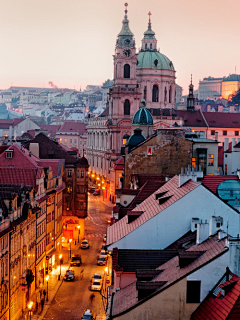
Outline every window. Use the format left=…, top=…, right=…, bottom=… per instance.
left=145, top=43, right=147, bottom=49
left=124, top=99, right=130, bottom=115
left=81, top=171, right=84, bottom=178
left=211, top=130, right=215, bottom=136
left=208, top=154, right=214, bottom=166
left=80, top=202, right=84, bottom=210
left=150, top=43, right=152, bottom=49
left=223, top=131, right=227, bottom=136
left=147, top=147, right=153, bottom=155
left=144, top=86, right=147, bottom=100
left=60, top=138, right=62, bottom=143
left=164, top=87, right=167, bottom=102
left=152, top=85, right=159, bottom=102
left=70, top=139, right=72, bottom=143
left=77, top=170, right=80, bottom=178
left=64, top=138, right=67, bottom=143
left=74, top=139, right=77, bottom=143
left=124, top=64, right=130, bottom=79
left=169, top=86, right=172, bottom=103
left=235, top=131, right=239, bottom=136
left=80, top=186, right=84, bottom=193
left=67, top=184, right=72, bottom=193
left=67, top=201, right=71, bottom=210
left=192, top=157, right=196, bottom=169
left=67, top=170, right=72, bottom=177
left=6, top=152, right=12, bottom=159
left=186, top=281, right=201, bottom=303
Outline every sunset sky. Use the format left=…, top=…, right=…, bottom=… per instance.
left=1, top=0, right=240, bottom=94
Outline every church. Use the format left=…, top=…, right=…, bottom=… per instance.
left=86, top=4, right=176, bottom=200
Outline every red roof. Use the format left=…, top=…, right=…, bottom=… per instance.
left=0, top=167, right=43, bottom=188
left=202, top=175, right=239, bottom=195
left=192, top=275, right=240, bottom=320
left=57, top=121, right=87, bottom=135
left=107, top=176, right=199, bottom=246
left=38, top=124, right=61, bottom=135
left=113, top=157, right=124, bottom=170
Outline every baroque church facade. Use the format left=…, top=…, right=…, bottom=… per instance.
left=87, top=4, right=176, bottom=200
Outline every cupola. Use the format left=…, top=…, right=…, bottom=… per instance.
left=132, top=99, right=153, bottom=125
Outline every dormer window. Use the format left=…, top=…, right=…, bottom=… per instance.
left=6, top=150, right=13, bottom=159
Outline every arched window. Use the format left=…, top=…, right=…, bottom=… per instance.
left=152, top=85, right=159, bottom=102
left=124, top=64, right=130, bottom=78
left=169, top=86, right=172, bottom=103
left=150, top=44, right=152, bottom=49
left=124, top=99, right=130, bottom=115
left=164, top=87, right=167, bottom=102
left=144, top=86, right=147, bottom=100
left=115, top=64, right=117, bottom=78
left=145, top=43, right=147, bottom=49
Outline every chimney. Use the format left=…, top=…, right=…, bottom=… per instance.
left=209, top=216, right=223, bottom=236
left=218, top=105, right=223, bottom=112
left=207, top=105, right=211, bottom=112
left=230, top=106, right=235, bottom=113
left=191, top=218, right=200, bottom=232
left=215, top=132, right=218, bottom=141
left=178, top=171, right=197, bottom=188
left=224, top=138, right=229, bottom=152
left=218, top=230, right=227, bottom=241
left=29, top=143, right=39, bottom=158
left=9, top=125, right=13, bottom=142
left=196, top=221, right=209, bottom=244
left=226, top=238, right=240, bottom=276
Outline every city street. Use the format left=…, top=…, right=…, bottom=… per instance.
left=41, top=194, right=113, bottom=320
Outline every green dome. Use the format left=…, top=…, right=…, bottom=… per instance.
left=127, top=128, right=146, bottom=150
left=137, top=51, right=175, bottom=71
left=132, top=99, right=153, bottom=125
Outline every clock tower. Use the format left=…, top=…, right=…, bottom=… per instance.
left=109, top=3, right=141, bottom=119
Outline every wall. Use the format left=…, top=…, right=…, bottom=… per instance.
left=114, top=272, right=136, bottom=290
left=124, top=129, right=192, bottom=188
left=108, top=185, right=240, bottom=250
left=113, top=278, right=198, bottom=320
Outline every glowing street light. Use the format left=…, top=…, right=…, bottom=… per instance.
left=77, top=225, right=80, bottom=243
left=58, top=254, right=63, bottom=280
left=28, top=301, right=33, bottom=320
left=45, top=276, right=49, bottom=301
left=69, top=239, right=72, bottom=259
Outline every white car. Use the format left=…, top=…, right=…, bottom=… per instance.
left=81, top=239, right=89, bottom=249
left=92, top=273, right=102, bottom=283
left=99, top=250, right=107, bottom=259
left=91, top=280, right=102, bottom=291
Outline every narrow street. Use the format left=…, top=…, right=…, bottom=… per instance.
left=41, top=194, right=113, bottom=320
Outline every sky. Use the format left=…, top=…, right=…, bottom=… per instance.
left=1, top=0, right=240, bottom=94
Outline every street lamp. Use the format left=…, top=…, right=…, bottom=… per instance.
left=58, top=254, right=62, bottom=280
left=102, top=186, right=105, bottom=201
left=45, top=275, right=49, bottom=301
left=28, top=301, right=33, bottom=320
left=69, top=239, right=72, bottom=259
left=77, top=226, right=80, bottom=243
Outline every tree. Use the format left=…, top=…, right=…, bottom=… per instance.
left=230, top=89, right=240, bottom=105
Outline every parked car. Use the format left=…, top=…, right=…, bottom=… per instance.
left=81, top=309, right=95, bottom=320
left=88, top=187, right=96, bottom=193
left=81, top=239, right=89, bottom=249
left=64, top=269, right=75, bottom=281
left=97, top=257, right=107, bottom=266
left=101, top=243, right=107, bottom=251
left=99, top=250, right=107, bottom=259
left=93, top=189, right=100, bottom=196
left=91, top=280, right=102, bottom=291
left=70, top=254, right=81, bottom=266
left=92, top=273, right=102, bottom=283
left=103, top=234, right=107, bottom=242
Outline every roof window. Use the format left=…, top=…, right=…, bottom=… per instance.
left=6, top=149, right=13, bottom=159
left=155, top=191, right=168, bottom=200
left=158, top=195, right=173, bottom=205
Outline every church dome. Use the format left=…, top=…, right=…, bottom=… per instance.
left=127, top=128, right=146, bottom=150
left=76, top=156, right=89, bottom=167
left=137, top=51, right=175, bottom=71
left=132, top=99, right=153, bottom=125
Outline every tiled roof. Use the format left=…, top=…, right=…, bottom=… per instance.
left=57, top=121, right=87, bottom=135
left=0, top=167, right=43, bottom=188
left=38, top=125, right=61, bottom=135
left=37, top=159, right=65, bottom=177
left=112, top=234, right=228, bottom=316
left=107, top=176, right=199, bottom=246
left=99, top=107, right=109, bottom=117
left=113, top=157, right=124, bottom=170
left=115, top=249, right=179, bottom=272
left=175, top=110, right=206, bottom=127
left=192, top=275, right=240, bottom=320
left=202, top=175, right=239, bottom=195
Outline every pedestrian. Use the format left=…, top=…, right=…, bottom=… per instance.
left=43, top=289, right=46, bottom=302
left=40, top=298, right=44, bottom=312
left=90, top=293, right=95, bottom=304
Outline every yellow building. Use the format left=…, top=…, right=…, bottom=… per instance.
left=222, top=80, right=240, bottom=99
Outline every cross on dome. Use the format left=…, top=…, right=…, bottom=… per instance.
left=148, top=11, right=152, bottom=24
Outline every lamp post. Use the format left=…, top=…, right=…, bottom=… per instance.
left=77, top=226, right=80, bottom=243
left=69, top=239, right=72, bottom=259
left=58, top=254, right=62, bottom=280
left=46, top=276, right=49, bottom=301
left=28, top=301, right=33, bottom=320
left=102, top=186, right=105, bottom=201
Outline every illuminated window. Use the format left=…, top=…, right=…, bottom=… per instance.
left=81, top=171, right=84, bottom=178
left=60, top=138, right=62, bottom=143
left=64, top=138, right=67, bottom=143
left=147, top=147, right=153, bottom=155
left=208, top=154, right=214, bottom=166
left=67, top=170, right=72, bottom=177
left=192, top=157, right=196, bottom=168
left=67, top=184, right=72, bottom=193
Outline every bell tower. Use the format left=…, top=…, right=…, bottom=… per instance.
left=109, top=3, right=141, bottom=119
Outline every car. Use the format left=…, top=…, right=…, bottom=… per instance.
left=103, top=234, right=107, bottom=242
left=97, top=257, right=107, bottom=266
left=70, top=254, right=81, bottom=266
left=81, top=239, right=89, bottom=249
left=99, top=250, right=107, bottom=259
left=88, top=187, right=96, bottom=193
left=101, top=243, right=107, bottom=251
left=91, top=273, right=102, bottom=283
left=93, top=189, right=100, bottom=196
left=81, top=309, right=95, bottom=320
left=63, top=269, right=75, bottom=281
left=91, top=280, right=102, bottom=291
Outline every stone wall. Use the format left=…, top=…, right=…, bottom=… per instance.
left=124, top=129, right=192, bottom=188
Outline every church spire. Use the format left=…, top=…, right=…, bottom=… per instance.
left=187, top=74, right=195, bottom=111
left=116, top=3, right=135, bottom=48
left=141, top=12, right=157, bottom=51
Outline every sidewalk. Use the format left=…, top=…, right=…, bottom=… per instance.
left=20, top=253, right=70, bottom=320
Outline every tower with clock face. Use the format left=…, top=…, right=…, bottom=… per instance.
left=109, top=3, right=141, bottom=119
